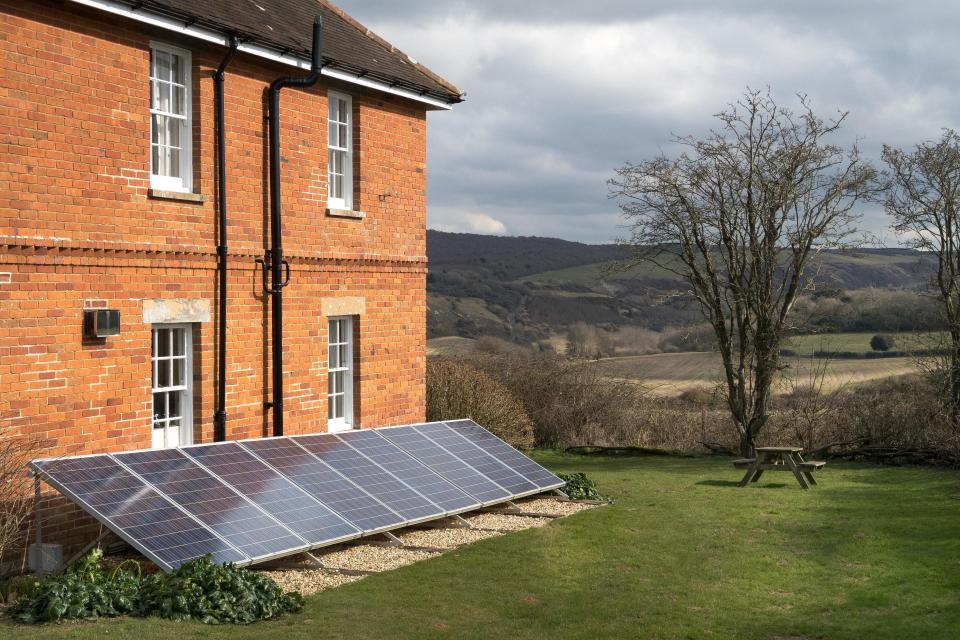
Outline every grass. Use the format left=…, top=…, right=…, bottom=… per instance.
left=592, top=351, right=919, bottom=396
left=4, top=454, right=960, bottom=639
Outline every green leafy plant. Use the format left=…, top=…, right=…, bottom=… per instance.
left=10, top=549, right=140, bottom=623
left=9, top=551, right=302, bottom=625
left=137, top=556, right=303, bottom=624
left=558, top=472, right=608, bottom=501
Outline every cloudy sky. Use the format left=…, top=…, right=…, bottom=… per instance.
left=346, top=1, right=959, bottom=244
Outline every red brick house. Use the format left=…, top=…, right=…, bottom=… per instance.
left=0, top=0, right=462, bottom=553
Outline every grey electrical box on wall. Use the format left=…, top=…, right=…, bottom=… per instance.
left=83, top=309, right=120, bottom=338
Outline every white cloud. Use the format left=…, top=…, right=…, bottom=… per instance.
left=430, top=208, right=508, bottom=235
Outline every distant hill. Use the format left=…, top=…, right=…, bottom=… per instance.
left=426, top=230, right=938, bottom=341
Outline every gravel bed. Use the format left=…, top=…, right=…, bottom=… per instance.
left=517, top=497, right=600, bottom=516
left=464, top=512, right=552, bottom=531
left=398, top=527, right=502, bottom=549
left=259, top=568, right=361, bottom=596
left=315, top=544, right=439, bottom=572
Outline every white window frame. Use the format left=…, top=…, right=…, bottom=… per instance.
left=151, top=323, right=194, bottom=448
left=149, top=42, right=192, bottom=193
left=327, top=316, right=355, bottom=432
left=327, top=91, right=353, bottom=211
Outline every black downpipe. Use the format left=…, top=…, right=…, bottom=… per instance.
left=213, top=36, right=239, bottom=443
left=266, top=17, right=324, bottom=437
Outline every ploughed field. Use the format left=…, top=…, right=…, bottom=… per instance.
left=5, top=454, right=958, bottom=639
left=592, top=351, right=918, bottom=396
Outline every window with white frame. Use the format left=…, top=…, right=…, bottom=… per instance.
left=150, top=43, right=192, bottom=192
left=327, top=317, right=354, bottom=431
left=327, top=91, right=353, bottom=210
left=151, top=324, right=193, bottom=448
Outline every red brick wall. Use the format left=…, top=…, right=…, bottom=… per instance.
left=0, top=1, right=433, bottom=552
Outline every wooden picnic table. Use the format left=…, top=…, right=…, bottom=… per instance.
left=735, top=446, right=825, bottom=490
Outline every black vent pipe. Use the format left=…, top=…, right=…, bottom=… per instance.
left=264, top=17, right=323, bottom=436
left=213, top=36, right=239, bottom=442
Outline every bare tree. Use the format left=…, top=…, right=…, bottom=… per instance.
left=610, top=89, right=876, bottom=456
left=778, top=353, right=844, bottom=451
left=883, top=130, right=960, bottom=434
left=0, top=436, right=33, bottom=572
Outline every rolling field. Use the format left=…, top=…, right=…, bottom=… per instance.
left=426, top=336, right=477, bottom=356
left=593, top=351, right=919, bottom=396
left=783, top=331, right=944, bottom=355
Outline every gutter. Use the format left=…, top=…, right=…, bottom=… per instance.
left=66, top=0, right=460, bottom=110
left=212, top=36, right=238, bottom=442
left=262, top=17, right=325, bottom=437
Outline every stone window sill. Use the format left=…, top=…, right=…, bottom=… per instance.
left=148, top=189, right=210, bottom=203
left=326, top=208, right=366, bottom=219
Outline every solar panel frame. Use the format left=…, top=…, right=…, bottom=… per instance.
left=293, top=433, right=448, bottom=525
left=410, top=422, right=543, bottom=498
left=180, top=442, right=362, bottom=548
left=111, top=449, right=310, bottom=564
left=29, top=455, right=248, bottom=571
left=238, top=436, right=408, bottom=536
left=376, top=425, right=514, bottom=506
left=444, top=420, right=565, bottom=492
left=337, top=429, right=481, bottom=515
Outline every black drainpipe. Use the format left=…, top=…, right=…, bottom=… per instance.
left=264, top=17, right=324, bottom=437
left=213, top=36, right=239, bottom=442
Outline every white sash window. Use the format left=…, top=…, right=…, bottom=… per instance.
left=151, top=324, right=193, bottom=448
left=327, top=92, right=353, bottom=210
left=327, top=317, right=354, bottom=431
left=150, top=43, right=192, bottom=192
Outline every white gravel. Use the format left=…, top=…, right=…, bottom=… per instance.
left=517, top=497, right=600, bottom=517
left=260, top=568, right=362, bottom=596
left=464, top=512, right=553, bottom=531
left=398, top=527, right=502, bottom=549
left=315, top=544, right=439, bottom=572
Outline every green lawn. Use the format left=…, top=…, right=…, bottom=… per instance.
left=5, top=454, right=960, bottom=639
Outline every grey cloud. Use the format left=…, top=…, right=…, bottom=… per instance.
left=342, top=1, right=960, bottom=243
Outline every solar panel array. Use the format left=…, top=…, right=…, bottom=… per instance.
left=30, top=420, right=564, bottom=572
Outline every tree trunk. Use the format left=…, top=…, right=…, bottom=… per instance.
left=738, top=432, right=756, bottom=458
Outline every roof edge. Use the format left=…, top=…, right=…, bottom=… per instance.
left=315, top=0, right=464, bottom=98
left=65, top=0, right=462, bottom=109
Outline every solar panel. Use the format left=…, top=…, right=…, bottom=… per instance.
left=295, top=434, right=445, bottom=523
left=114, top=449, right=308, bottom=562
left=378, top=425, right=513, bottom=504
left=413, top=422, right=541, bottom=496
left=181, top=442, right=360, bottom=546
left=240, top=437, right=405, bottom=533
left=445, top=420, right=564, bottom=491
left=32, top=420, right=564, bottom=572
left=31, top=456, right=246, bottom=571
left=338, top=429, right=479, bottom=514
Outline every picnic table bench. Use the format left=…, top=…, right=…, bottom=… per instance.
left=735, top=447, right=825, bottom=489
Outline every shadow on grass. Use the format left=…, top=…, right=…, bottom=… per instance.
left=695, top=479, right=792, bottom=489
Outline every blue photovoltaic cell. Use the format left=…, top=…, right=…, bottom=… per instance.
left=241, top=437, right=405, bottom=533
left=182, top=443, right=360, bottom=545
left=378, top=425, right=512, bottom=504
left=445, top=420, right=564, bottom=491
left=295, top=434, right=445, bottom=523
left=413, top=422, right=539, bottom=496
left=338, top=430, right=479, bottom=513
left=32, top=456, right=245, bottom=570
left=114, top=449, right=306, bottom=561
left=33, top=420, right=563, bottom=573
